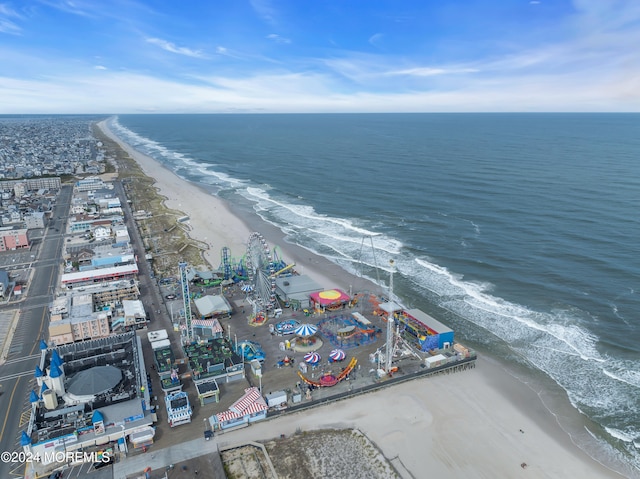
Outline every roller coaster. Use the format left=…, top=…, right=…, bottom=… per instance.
left=214, top=234, right=295, bottom=315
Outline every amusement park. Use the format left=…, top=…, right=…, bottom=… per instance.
left=22, top=227, right=476, bottom=479
left=148, top=231, right=476, bottom=436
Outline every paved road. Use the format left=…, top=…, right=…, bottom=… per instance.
left=113, top=180, right=168, bottom=338
left=0, top=185, right=73, bottom=479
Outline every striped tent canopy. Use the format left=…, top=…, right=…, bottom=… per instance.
left=329, top=349, right=346, bottom=362
left=294, top=323, right=318, bottom=338
left=304, top=352, right=321, bottom=364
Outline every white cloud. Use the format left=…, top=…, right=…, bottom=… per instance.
left=388, top=67, right=479, bottom=77
left=250, top=0, right=277, bottom=24
left=36, top=0, right=96, bottom=18
left=368, top=33, right=384, bottom=48
left=1, top=60, right=638, bottom=115
left=1, top=1, right=640, bottom=113
left=0, top=18, right=20, bottom=34
left=266, top=33, right=290, bottom=44
left=0, top=3, right=22, bottom=34
left=0, top=3, right=20, bottom=17
left=146, top=37, right=207, bottom=58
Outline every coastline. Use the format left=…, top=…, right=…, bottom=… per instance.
left=97, top=118, right=625, bottom=478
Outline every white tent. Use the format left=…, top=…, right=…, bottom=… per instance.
left=194, top=294, right=232, bottom=318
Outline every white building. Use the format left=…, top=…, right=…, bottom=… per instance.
left=24, top=211, right=46, bottom=230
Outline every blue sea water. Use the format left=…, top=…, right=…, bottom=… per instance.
left=111, top=113, right=640, bottom=475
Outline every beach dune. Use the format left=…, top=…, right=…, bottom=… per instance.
left=97, top=119, right=623, bottom=479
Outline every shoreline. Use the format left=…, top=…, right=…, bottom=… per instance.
left=97, top=118, right=626, bottom=478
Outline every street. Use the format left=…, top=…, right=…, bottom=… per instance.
left=0, top=185, right=72, bottom=479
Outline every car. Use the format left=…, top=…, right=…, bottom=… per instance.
left=47, top=472, right=62, bottom=479
left=93, top=455, right=114, bottom=469
left=165, top=294, right=176, bottom=300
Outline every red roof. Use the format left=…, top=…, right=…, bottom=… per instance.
left=309, top=289, right=350, bottom=306
left=191, top=318, right=223, bottom=333
left=215, top=387, right=267, bottom=422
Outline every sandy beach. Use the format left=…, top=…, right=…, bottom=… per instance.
left=97, top=119, right=623, bottom=479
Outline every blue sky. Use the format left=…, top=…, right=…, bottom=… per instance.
left=1, top=0, right=638, bottom=113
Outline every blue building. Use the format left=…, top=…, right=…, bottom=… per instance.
left=398, top=308, right=454, bottom=351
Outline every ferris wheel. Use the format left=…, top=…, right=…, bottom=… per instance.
left=245, top=232, right=279, bottom=311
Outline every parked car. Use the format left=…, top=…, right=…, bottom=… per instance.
left=93, top=455, right=114, bottom=470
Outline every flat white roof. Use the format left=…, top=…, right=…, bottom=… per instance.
left=378, top=301, right=403, bottom=315
left=194, top=295, right=232, bottom=316
left=352, top=311, right=372, bottom=326
left=404, top=308, right=453, bottom=333
left=426, top=353, right=448, bottom=363
left=147, top=330, right=169, bottom=342
left=123, top=299, right=145, bottom=317
left=61, top=264, right=139, bottom=284
left=151, top=338, right=171, bottom=350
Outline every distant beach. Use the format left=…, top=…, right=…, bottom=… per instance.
left=97, top=118, right=624, bottom=479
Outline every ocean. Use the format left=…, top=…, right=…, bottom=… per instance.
left=110, top=113, right=640, bottom=476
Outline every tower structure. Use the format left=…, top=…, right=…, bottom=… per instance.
left=221, top=247, right=232, bottom=280
left=385, top=259, right=396, bottom=373
left=179, top=262, right=193, bottom=342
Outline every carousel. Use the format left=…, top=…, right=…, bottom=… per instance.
left=291, top=323, right=323, bottom=352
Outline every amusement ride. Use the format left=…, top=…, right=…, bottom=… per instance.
left=244, top=232, right=295, bottom=320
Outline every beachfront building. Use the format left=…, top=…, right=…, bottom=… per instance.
left=97, top=196, right=121, bottom=209
left=208, top=387, right=268, bottom=431
left=309, top=289, right=352, bottom=312
left=23, top=333, right=154, bottom=478
left=397, top=308, right=455, bottom=351
left=75, top=176, right=106, bottom=192
left=274, top=274, right=323, bottom=309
